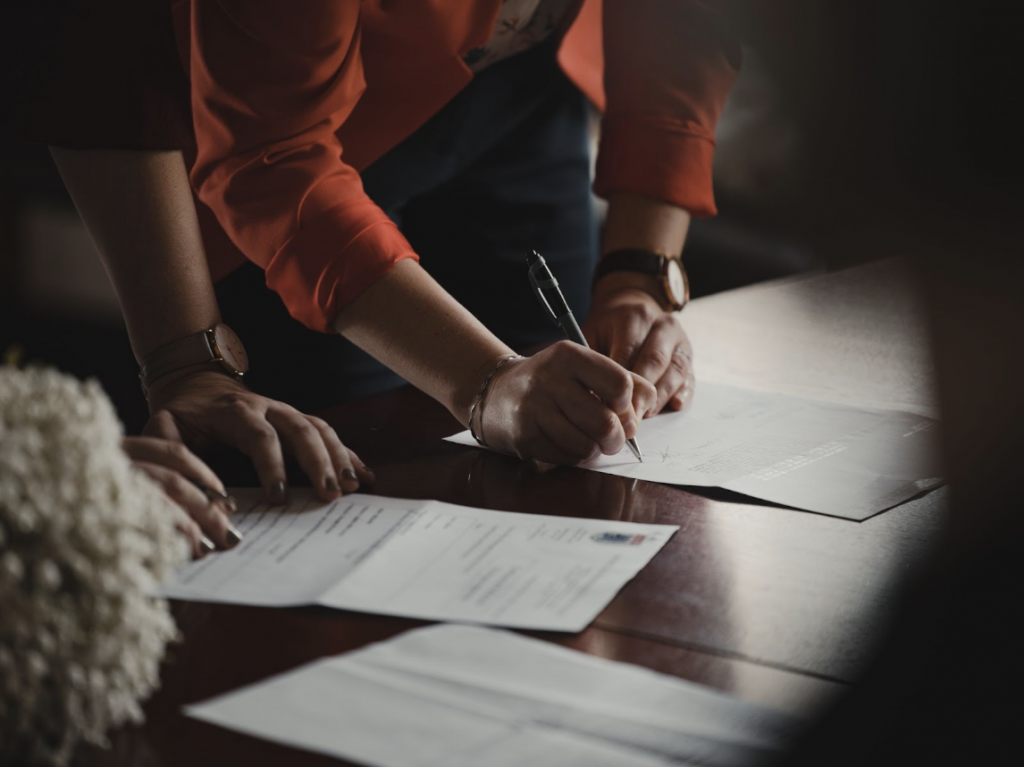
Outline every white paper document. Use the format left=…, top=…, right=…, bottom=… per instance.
left=163, top=491, right=676, bottom=631
left=447, top=382, right=943, bottom=519
left=187, top=624, right=803, bottom=767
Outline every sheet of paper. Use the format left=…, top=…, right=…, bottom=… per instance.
left=164, top=491, right=676, bottom=631
left=447, top=382, right=943, bottom=519
left=187, top=624, right=803, bottom=767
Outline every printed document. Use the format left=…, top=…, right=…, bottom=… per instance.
left=187, top=624, right=802, bottom=767
left=163, top=491, right=676, bottom=632
left=447, top=382, right=943, bottom=519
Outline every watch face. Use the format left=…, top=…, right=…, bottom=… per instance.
left=211, top=324, right=249, bottom=375
left=665, top=260, right=688, bottom=309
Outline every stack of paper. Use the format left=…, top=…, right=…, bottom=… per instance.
left=164, top=491, right=677, bottom=632
left=448, top=382, right=944, bottom=519
left=187, top=624, right=803, bottom=767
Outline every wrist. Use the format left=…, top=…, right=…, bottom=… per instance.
left=592, top=271, right=665, bottom=307
left=145, top=366, right=245, bottom=408
left=450, top=350, right=519, bottom=427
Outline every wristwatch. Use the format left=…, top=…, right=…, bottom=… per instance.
left=139, top=323, right=249, bottom=394
left=592, top=248, right=690, bottom=312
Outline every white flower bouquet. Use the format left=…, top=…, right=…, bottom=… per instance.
left=0, top=366, right=187, bottom=765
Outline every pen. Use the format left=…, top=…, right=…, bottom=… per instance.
left=526, top=250, right=643, bottom=462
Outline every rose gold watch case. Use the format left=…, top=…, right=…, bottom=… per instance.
left=209, top=323, right=249, bottom=378
left=660, top=257, right=690, bottom=312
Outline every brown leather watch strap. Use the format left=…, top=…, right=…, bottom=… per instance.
left=592, top=249, right=667, bottom=286
left=139, top=330, right=218, bottom=392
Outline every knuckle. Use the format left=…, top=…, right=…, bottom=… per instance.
left=598, top=411, right=620, bottom=440
left=640, top=304, right=661, bottom=324
left=611, top=366, right=633, bottom=393
left=290, top=418, right=319, bottom=439
left=220, top=391, right=254, bottom=411
left=554, top=340, right=583, bottom=360
left=307, top=416, right=331, bottom=432
left=670, top=351, right=689, bottom=374
left=248, top=420, right=277, bottom=440
left=164, top=472, right=191, bottom=501
left=644, top=347, right=671, bottom=370
left=164, top=439, right=190, bottom=461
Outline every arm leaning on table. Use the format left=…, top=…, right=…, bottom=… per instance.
left=3, top=3, right=369, bottom=556
left=184, top=1, right=671, bottom=467
left=50, top=148, right=373, bottom=524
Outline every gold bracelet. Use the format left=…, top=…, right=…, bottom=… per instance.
left=468, top=355, right=520, bottom=447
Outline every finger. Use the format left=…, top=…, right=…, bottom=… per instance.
left=169, top=504, right=205, bottom=560
left=214, top=410, right=289, bottom=505
left=533, top=415, right=600, bottom=466
left=122, top=436, right=226, bottom=496
left=629, top=372, right=658, bottom=421
left=265, top=408, right=341, bottom=500
left=605, top=313, right=649, bottom=371
left=143, top=409, right=184, bottom=442
left=669, top=370, right=697, bottom=411
left=348, top=447, right=376, bottom=486
left=632, top=319, right=685, bottom=411
left=307, top=416, right=373, bottom=492
left=135, top=461, right=235, bottom=551
left=632, top=317, right=682, bottom=386
left=651, top=346, right=693, bottom=414
left=554, top=342, right=635, bottom=418
left=555, top=386, right=628, bottom=456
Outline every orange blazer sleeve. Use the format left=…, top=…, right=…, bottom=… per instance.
left=593, top=0, right=742, bottom=218
left=187, top=0, right=417, bottom=332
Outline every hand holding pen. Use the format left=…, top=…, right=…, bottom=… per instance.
left=467, top=252, right=656, bottom=467
left=527, top=251, right=645, bottom=462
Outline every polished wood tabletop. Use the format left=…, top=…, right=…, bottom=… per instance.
left=73, top=258, right=946, bottom=766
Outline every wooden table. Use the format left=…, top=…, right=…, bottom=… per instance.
left=74, top=259, right=947, bottom=766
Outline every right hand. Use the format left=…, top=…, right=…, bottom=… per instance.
left=477, top=341, right=657, bottom=466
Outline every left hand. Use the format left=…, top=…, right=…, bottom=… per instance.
left=583, top=277, right=695, bottom=415
left=144, top=370, right=373, bottom=504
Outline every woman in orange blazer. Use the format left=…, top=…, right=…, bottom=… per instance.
left=176, top=0, right=740, bottom=465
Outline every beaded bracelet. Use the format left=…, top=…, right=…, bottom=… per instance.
left=468, top=354, right=521, bottom=447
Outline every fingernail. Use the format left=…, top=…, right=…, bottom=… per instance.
left=324, top=475, right=339, bottom=494
left=200, top=535, right=216, bottom=554
left=341, top=468, right=358, bottom=483
left=270, top=481, right=287, bottom=504
left=225, top=525, right=243, bottom=547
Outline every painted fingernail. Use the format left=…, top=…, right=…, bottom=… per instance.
left=270, top=481, right=287, bottom=504
left=341, top=468, right=358, bottom=483
left=225, top=525, right=243, bottom=547
left=200, top=535, right=216, bottom=554
left=364, top=468, right=376, bottom=483
left=324, top=475, right=339, bottom=494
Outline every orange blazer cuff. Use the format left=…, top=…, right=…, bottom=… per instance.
left=265, top=206, right=419, bottom=333
left=594, top=116, right=719, bottom=220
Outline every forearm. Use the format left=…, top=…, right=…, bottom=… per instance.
left=332, top=259, right=514, bottom=425
left=50, top=148, right=219, bottom=362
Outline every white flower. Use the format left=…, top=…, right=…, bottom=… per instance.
left=0, top=366, right=187, bottom=766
